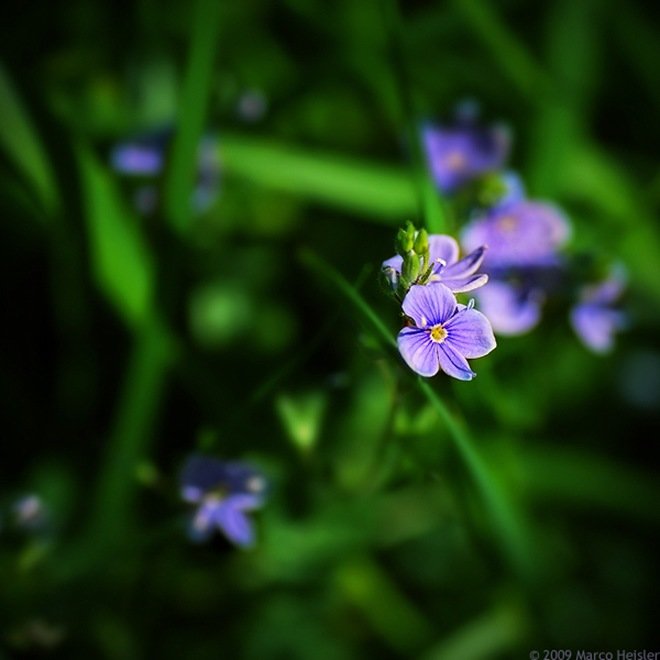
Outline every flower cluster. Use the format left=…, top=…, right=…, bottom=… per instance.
left=421, top=105, right=627, bottom=352
left=382, top=223, right=496, bottom=380
left=180, top=455, right=268, bottom=548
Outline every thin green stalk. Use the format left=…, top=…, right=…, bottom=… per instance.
left=163, top=0, right=221, bottom=232
left=89, top=319, right=175, bottom=548
left=0, top=65, right=59, bottom=216
left=300, top=249, right=396, bottom=350
left=417, top=379, right=532, bottom=580
left=303, top=249, right=534, bottom=580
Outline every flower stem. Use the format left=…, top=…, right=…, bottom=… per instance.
left=303, top=248, right=534, bottom=581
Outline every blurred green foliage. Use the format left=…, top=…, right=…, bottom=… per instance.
left=1, top=0, right=659, bottom=657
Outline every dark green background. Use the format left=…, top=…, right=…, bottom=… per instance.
left=1, top=0, right=659, bottom=658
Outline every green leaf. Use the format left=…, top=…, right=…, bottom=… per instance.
left=221, top=133, right=417, bottom=222
left=453, top=0, right=551, bottom=99
left=77, top=145, right=154, bottom=327
left=163, top=0, right=221, bottom=232
left=0, top=65, right=59, bottom=215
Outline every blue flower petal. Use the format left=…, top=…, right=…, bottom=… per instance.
left=439, top=273, right=489, bottom=294
left=428, top=235, right=459, bottom=265
left=444, top=308, right=497, bottom=358
left=401, top=284, right=456, bottom=328
left=397, top=327, right=440, bottom=377
left=440, top=246, right=486, bottom=280
left=215, top=498, right=256, bottom=548
left=437, top=343, right=476, bottom=380
left=570, top=304, right=626, bottom=354
left=475, top=281, right=543, bottom=336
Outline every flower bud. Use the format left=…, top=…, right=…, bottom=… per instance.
left=414, top=228, right=429, bottom=258
left=396, top=228, right=413, bottom=256
left=401, top=253, right=421, bottom=286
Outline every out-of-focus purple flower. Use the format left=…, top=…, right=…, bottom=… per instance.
left=110, top=144, right=164, bottom=175
left=570, top=272, right=627, bottom=354
left=462, top=200, right=571, bottom=269
left=12, top=494, right=48, bottom=532
left=382, top=234, right=489, bottom=294
left=180, top=456, right=268, bottom=548
left=111, top=129, right=222, bottom=214
left=422, top=117, right=510, bottom=193
left=397, top=284, right=496, bottom=380
left=474, top=280, right=544, bottom=336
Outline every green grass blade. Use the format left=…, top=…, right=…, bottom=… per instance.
left=89, top=320, right=175, bottom=549
left=163, top=0, right=221, bottom=232
left=77, top=145, right=155, bottom=328
left=422, top=601, right=526, bottom=660
left=381, top=0, right=447, bottom=233
left=417, top=380, right=533, bottom=580
left=300, top=249, right=396, bottom=348
left=453, top=0, right=550, bottom=99
left=220, top=133, right=417, bottom=222
left=0, top=65, right=59, bottom=215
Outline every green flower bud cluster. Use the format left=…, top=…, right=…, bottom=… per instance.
left=395, top=222, right=433, bottom=297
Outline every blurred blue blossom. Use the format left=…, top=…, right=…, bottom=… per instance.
left=397, top=283, right=496, bottom=380
left=571, top=271, right=627, bottom=354
left=180, top=456, right=268, bottom=548
left=461, top=200, right=570, bottom=335
left=462, top=200, right=570, bottom=269
left=12, top=494, right=48, bottom=533
left=382, top=234, right=489, bottom=295
left=111, top=129, right=221, bottom=214
left=422, top=113, right=510, bottom=194
left=471, top=279, right=545, bottom=336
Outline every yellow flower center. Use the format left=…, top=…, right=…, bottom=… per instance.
left=429, top=323, right=448, bottom=343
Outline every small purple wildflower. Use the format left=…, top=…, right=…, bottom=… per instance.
left=398, top=284, right=496, bottom=380
left=570, top=272, right=627, bottom=354
left=180, top=456, right=268, bottom=548
left=111, top=129, right=222, bottom=214
left=12, top=494, right=48, bottom=532
left=462, top=200, right=571, bottom=269
left=461, top=200, right=570, bottom=336
left=383, top=234, right=489, bottom=294
left=422, top=116, right=510, bottom=194
left=473, top=280, right=544, bottom=336
left=110, top=143, right=164, bottom=175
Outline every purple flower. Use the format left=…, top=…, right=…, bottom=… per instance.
left=111, top=129, right=221, bottom=214
left=570, top=273, right=627, bottom=354
left=462, top=200, right=571, bottom=269
left=180, top=456, right=268, bottom=548
left=398, top=284, right=496, bottom=380
left=422, top=118, right=510, bottom=193
left=12, top=494, right=48, bottom=532
left=382, top=234, right=489, bottom=294
left=473, top=280, right=544, bottom=336
left=110, top=144, right=164, bottom=175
